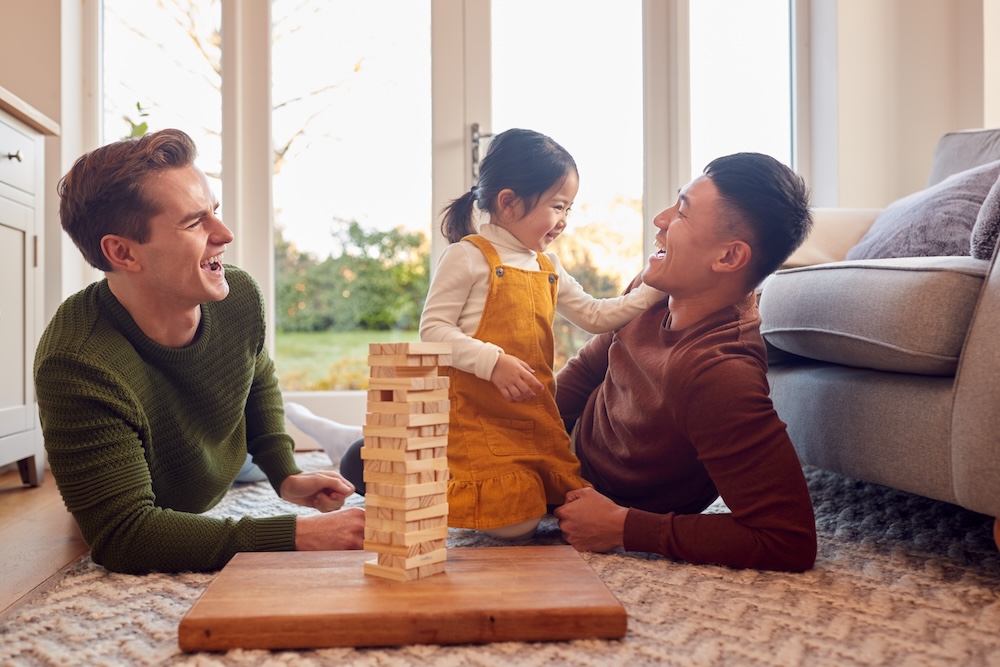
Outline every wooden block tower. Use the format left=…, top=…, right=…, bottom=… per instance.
left=362, top=342, right=452, bottom=581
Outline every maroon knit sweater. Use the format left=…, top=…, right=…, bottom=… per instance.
left=556, top=293, right=817, bottom=572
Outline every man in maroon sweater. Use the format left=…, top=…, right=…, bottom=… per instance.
left=553, top=153, right=817, bottom=572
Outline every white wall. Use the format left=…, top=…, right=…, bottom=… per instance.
left=0, top=0, right=99, bottom=321
left=986, top=0, right=1000, bottom=126
left=809, top=0, right=990, bottom=208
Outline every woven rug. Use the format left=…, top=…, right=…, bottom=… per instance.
left=2, top=452, right=998, bottom=667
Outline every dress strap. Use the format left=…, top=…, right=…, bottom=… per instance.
left=461, top=234, right=503, bottom=270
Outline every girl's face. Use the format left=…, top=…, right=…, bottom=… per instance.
left=496, top=171, right=579, bottom=253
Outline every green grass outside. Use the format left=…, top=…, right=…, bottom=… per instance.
left=274, top=323, right=594, bottom=392
left=274, top=329, right=421, bottom=391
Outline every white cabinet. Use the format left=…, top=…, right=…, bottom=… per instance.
left=0, top=102, right=49, bottom=486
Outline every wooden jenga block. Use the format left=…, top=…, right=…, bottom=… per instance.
left=364, top=412, right=449, bottom=428
left=362, top=457, right=448, bottom=475
left=363, top=434, right=448, bottom=452
left=370, top=365, right=437, bottom=379
left=363, top=467, right=448, bottom=487
left=365, top=492, right=447, bottom=511
left=363, top=561, right=421, bottom=582
left=364, top=399, right=451, bottom=415
left=417, top=561, right=447, bottom=578
left=363, top=537, right=446, bottom=558
left=361, top=446, right=448, bottom=464
left=375, top=548, right=447, bottom=570
left=389, top=525, right=449, bottom=546
left=369, top=341, right=453, bottom=357
left=366, top=480, right=447, bottom=499
left=368, top=376, right=450, bottom=391
left=392, top=388, right=450, bottom=402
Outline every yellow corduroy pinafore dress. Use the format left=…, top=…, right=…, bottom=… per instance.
left=446, top=235, right=590, bottom=530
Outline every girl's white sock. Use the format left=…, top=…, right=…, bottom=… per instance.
left=284, top=402, right=363, bottom=463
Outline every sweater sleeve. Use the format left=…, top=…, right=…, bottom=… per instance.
left=552, top=257, right=665, bottom=334
left=419, top=242, right=503, bottom=380
left=245, top=346, right=303, bottom=494
left=35, top=353, right=298, bottom=574
left=554, top=329, right=614, bottom=429
left=621, top=357, right=817, bottom=572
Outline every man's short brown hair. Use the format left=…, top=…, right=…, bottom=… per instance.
left=58, top=128, right=198, bottom=271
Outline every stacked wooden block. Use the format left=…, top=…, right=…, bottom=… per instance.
left=362, top=342, right=452, bottom=581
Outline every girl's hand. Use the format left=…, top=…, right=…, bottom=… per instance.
left=490, top=353, right=544, bottom=402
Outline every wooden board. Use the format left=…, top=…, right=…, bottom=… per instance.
left=178, top=545, right=627, bottom=651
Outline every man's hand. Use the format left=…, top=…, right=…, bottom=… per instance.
left=491, top=353, right=545, bottom=402
left=280, top=470, right=355, bottom=512
left=295, top=508, right=366, bottom=551
left=554, top=487, right=629, bottom=553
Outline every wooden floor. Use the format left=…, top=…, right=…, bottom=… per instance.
left=0, top=467, right=89, bottom=619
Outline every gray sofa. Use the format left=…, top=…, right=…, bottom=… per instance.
left=759, top=128, right=1000, bottom=550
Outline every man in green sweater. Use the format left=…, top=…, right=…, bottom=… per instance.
left=34, top=128, right=364, bottom=574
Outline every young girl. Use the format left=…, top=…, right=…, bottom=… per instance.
left=422, top=128, right=663, bottom=538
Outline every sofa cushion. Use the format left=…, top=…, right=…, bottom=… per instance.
left=846, top=160, right=1000, bottom=260
left=759, top=256, right=989, bottom=375
left=969, top=172, right=1000, bottom=260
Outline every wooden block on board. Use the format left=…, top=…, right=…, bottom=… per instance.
left=367, top=354, right=433, bottom=368
left=393, top=388, right=450, bottom=403
left=368, top=376, right=450, bottom=391
left=365, top=515, right=434, bottom=534
left=370, top=365, right=437, bottom=379
left=364, top=399, right=451, bottom=416
left=361, top=446, right=445, bottom=463
left=369, top=341, right=453, bottom=357
left=364, top=525, right=449, bottom=549
left=364, top=561, right=446, bottom=582
left=365, top=412, right=449, bottom=428
left=366, top=480, right=448, bottom=500
left=363, top=468, right=449, bottom=487
left=375, top=547, right=447, bottom=571
left=374, top=502, right=449, bottom=524
left=362, top=456, right=448, bottom=475
left=363, top=538, right=446, bottom=558
left=362, top=424, right=443, bottom=440
left=365, top=493, right=447, bottom=511
left=363, top=435, right=448, bottom=451
left=361, top=447, right=448, bottom=472
left=381, top=525, right=449, bottom=546
left=363, top=435, right=447, bottom=451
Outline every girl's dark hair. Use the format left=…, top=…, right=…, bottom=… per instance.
left=439, top=128, right=577, bottom=243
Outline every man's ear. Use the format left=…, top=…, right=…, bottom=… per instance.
left=100, top=234, right=141, bottom=272
left=714, top=240, right=752, bottom=274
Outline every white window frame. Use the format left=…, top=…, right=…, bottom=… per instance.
left=79, top=0, right=804, bottom=418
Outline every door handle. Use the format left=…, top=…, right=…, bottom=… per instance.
left=470, top=123, right=493, bottom=185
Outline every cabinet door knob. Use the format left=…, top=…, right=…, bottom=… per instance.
left=5, top=150, right=23, bottom=162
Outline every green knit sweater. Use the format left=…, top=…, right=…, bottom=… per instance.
left=33, top=267, right=301, bottom=574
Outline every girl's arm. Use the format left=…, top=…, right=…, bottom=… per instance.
left=419, top=242, right=504, bottom=380
left=550, top=256, right=666, bottom=334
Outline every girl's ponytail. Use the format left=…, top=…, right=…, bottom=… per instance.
left=440, top=187, right=479, bottom=244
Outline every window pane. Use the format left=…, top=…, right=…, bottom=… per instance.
left=102, top=0, right=222, bottom=198
left=689, top=0, right=792, bottom=173
left=491, top=0, right=645, bottom=369
left=271, top=0, right=432, bottom=391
